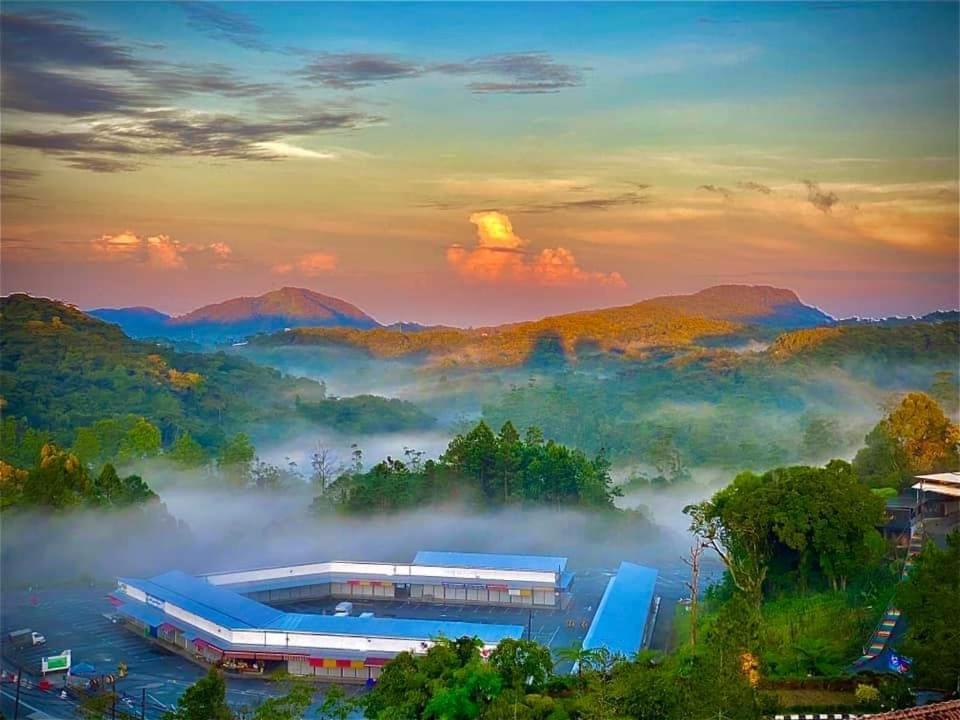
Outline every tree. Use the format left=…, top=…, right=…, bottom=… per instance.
left=118, top=417, right=162, bottom=461
left=251, top=678, right=313, bottom=720
left=929, top=370, right=959, bottom=417
left=488, top=638, right=553, bottom=692
left=170, top=433, right=206, bottom=468
left=162, top=668, right=233, bottom=720
left=853, top=425, right=909, bottom=490
left=311, top=444, right=341, bottom=491
left=72, top=426, right=102, bottom=468
left=218, top=433, right=255, bottom=485
left=882, top=392, right=959, bottom=474
left=896, top=531, right=960, bottom=690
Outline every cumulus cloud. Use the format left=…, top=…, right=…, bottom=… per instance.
left=273, top=251, right=338, bottom=276
left=803, top=179, right=840, bottom=213
left=91, top=231, right=184, bottom=268
left=446, top=211, right=625, bottom=287
left=208, top=242, right=232, bottom=259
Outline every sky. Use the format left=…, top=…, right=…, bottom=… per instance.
left=1, top=1, right=957, bottom=326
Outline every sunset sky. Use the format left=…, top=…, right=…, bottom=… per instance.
left=1, top=2, right=957, bottom=326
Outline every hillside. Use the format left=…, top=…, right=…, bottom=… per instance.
left=768, top=321, right=960, bottom=363
left=1, top=295, right=433, bottom=459
left=0, top=294, right=327, bottom=450
left=648, top=285, right=834, bottom=328
left=89, top=287, right=379, bottom=342
left=253, top=285, right=833, bottom=366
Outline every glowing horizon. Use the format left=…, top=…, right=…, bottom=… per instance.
left=1, top=2, right=957, bottom=326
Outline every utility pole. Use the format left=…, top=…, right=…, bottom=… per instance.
left=141, top=687, right=146, bottom=720
left=13, top=666, right=22, bottom=720
left=684, top=541, right=705, bottom=651
left=527, top=608, right=533, bottom=640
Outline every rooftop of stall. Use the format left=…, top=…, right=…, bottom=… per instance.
left=580, top=562, right=658, bottom=658
left=412, top=551, right=568, bottom=575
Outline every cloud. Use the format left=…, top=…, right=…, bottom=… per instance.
left=0, top=10, right=139, bottom=70
left=299, top=53, right=422, bottom=89
left=803, top=179, right=840, bottom=213
left=447, top=211, right=625, bottom=287
left=297, top=50, right=585, bottom=94
left=435, top=52, right=585, bottom=94
left=208, top=242, right=232, bottom=259
left=63, top=156, right=140, bottom=173
left=736, top=180, right=773, bottom=195
left=146, top=234, right=186, bottom=269
left=177, top=2, right=268, bottom=51
left=2, top=108, right=380, bottom=170
left=698, top=184, right=733, bottom=200
left=273, top=252, right=338, bottom=276
left=516, top=191, right=649, bottom=213
left=252, top=141, right=338, bottom=160
left=90, top=231, right=185, bottom=269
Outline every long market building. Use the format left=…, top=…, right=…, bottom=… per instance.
left=202, top=550, right=573, bottom=609
left=111, top=569, right=524, bottom=682
left=110, top=550, right=571, bottom=682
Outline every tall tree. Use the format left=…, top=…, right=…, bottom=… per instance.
left=896, top=531, right=960, bottom=691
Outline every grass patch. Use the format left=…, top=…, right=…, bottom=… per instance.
left=759, top=592, right=881, bottom=677
left=774, top=689, right=857, bottom=709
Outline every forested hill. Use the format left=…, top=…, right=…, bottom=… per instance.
left=0, top=293, right=326, bottom=450
left=767, top=321, right=960, bottom=363
left=253, top=284, right=831, bottom=366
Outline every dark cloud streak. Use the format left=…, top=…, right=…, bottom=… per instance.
left=177, top=2, right=269, bottom=51
left=802, top=179, right=840, bottom=213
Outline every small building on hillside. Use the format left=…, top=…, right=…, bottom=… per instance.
left=911, top=472, right=960, bottom=544
left=881, top=493, right=921, bottom=545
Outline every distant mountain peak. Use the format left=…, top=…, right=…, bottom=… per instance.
left=174, top=286, right=377, bottom=326
left=648, top=284, right=834, bottom=328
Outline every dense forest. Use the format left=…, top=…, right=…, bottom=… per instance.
left=0, top=295, right=434, bottom=464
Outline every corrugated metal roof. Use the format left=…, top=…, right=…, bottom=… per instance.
left=413, top=550, right=567, bottom=573
left=268, top=613, right=524, bottom=643
left=121, top=570, right=285, bottom=629
left=119, top=571, right=524, bottom=644
left=581, top=561, right=658, bottom=658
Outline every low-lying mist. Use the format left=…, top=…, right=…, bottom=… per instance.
left=0, top=470, right=720, bottom=590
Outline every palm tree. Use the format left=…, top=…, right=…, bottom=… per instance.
left=554, top=644, right=606, bottom=679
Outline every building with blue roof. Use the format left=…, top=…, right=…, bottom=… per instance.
left=112, top=565, right=526, bottom=684
left=201, top=550, right=572, bottom=609
left=579, top=562, right=659, bottom=663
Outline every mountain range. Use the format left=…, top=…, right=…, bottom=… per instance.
left=88, top=287, right=379, bottom=341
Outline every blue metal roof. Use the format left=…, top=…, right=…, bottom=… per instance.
left=268, top=613, right=524, bottom=643
left=116, top=599, right=167, bottom=628
left=414, top=550, right=567, bottom=574
left=581, top=562, right=658, bottom=658
left=120, top=570, right=284, bottom=629
left=119, top=571, right=524, bottom=644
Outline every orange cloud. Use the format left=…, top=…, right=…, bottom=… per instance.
left=91, top=231, right=185, bottom=269
left=273, top=251, right=338, bottom=276
left=208, top=242, right=232, bottom=258
left=447, top=211, right=625, bottom=287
